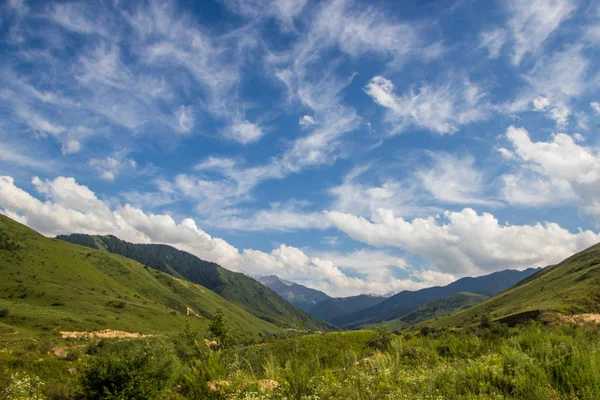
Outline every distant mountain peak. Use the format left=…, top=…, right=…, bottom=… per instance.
left=251, top=274, right=294, bottom=287
left=250, top=274, right=330, bottom=312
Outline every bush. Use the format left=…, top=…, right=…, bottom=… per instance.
left=0, top=308, right=9, bottom=318
left=368, top=326, right=393, bottom=352
left=79, top=338, right=180, bottom=399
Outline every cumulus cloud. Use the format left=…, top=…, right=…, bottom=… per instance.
left=364, top=75, right=489, bottom=135
left=0, top=175, right=457, bottom=296
left=499, top=126, right=600, bottom=219
left=326, top=207, right=600, bottom=276
left=592, top=102, right=600, bottom=114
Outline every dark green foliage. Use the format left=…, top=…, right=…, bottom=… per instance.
left=0, top=229, right=21, bottom=252
left=367, top=326, right=392, bottom=351
left=207, top=308, right=230, bottom=348
left=0, top=308, right=9, bottom=317
left=79, top=338, right=179, bottom=399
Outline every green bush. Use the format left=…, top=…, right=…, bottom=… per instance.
left=78, top=338, right=180, bottom=399
left=367, top=326, right=392, bottom=351
left=0, top=308, right=9, bottom=318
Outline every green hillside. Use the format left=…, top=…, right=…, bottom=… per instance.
left=308, top=294, right=386, bottom=323
left=57, top=234, right=333, bottom=331
left=379, top=292, right=488, bottom=329
left=428, top=242, right=600, bottom=328
left=0, top=214, right=281, bottom=341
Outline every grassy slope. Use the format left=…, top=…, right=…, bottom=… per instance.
left=377, top=292, right=488, bottom=330
left=58, top=234, right=332, bottom=331
left=428, top=242, right=600, bottom=328
left=0, top=214, right=281, bottom=341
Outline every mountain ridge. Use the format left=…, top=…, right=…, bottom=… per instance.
left=57, top=233, right=333, bottom=331
left=251, top=274, right=331, bottom=312
left=332, top=267, right=540, bottom=328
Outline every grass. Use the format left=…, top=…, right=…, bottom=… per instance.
left=426, top=242, right=600, bottom=328
left=3, top=322, right=600, bottom=399
left=0, top=214, right=282, bottom=345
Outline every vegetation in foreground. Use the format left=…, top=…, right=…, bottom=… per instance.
left=2, top=317, right=600, bottom=399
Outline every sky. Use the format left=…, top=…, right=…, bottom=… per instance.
left=1, top=0, right=600, bottom=297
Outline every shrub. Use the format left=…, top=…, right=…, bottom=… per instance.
left=3, top=372, right=45, bottom=400
left=0, top=308, right=9, bottom=318
left=368, top=326, right=393, bottom=352
left=79, top=338, right=180, bottom=399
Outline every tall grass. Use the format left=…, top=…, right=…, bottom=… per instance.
left=1, top=322, right=599, bottom=399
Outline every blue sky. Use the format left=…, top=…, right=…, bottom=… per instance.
left=1, top=0, right=600, bottom=296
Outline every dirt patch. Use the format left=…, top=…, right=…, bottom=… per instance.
left=172, top=277, right=189, bottom=288
left=60, top=329, right=151, bottom=340
left=552, top=313, right=600, bottom=326
left=186, top=307, right=202, bottom=318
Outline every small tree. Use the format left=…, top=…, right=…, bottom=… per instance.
left=208, top=308, right=230, bottom=349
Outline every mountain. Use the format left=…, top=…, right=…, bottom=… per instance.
left=0, top=214, right=281, bottom=339
left=252, top=275, right=330, bottom=311
left=57, top=234, right=333, bottom=331
left=332, top=268, right=539, bottom=328
left=428, top=242, right=600, bottom=328
left=308, top=295, right=386, bottom=323
left=380, top=292, right=488, bottom=329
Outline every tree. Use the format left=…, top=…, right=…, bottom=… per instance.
left=208, top=308, right=230, bottom=349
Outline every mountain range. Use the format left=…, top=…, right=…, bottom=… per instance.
left=329, top=268, right=539, bottom=328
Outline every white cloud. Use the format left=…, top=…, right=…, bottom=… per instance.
left=504, top=46, right=592, bottom=119
left=499, top=126, right=600, bottom=219
left=365, top=75, right=489, bottom=135
left=507, top=0, right=576, bottom=65
left=89, top=154, right=136, bottom=182
left=532, top=96, right=570, bottom=127
left=328, top=167, right=437, bottom=219
left=0, top=175, right=457, bottom=296
left=61, top=140, right=81, bottom=155
left=174, top=106, right=195, bottom=133
left=479, top=28, right=507, bottom=59
left=326, top=207, right=600, bottom=276
left=532, top=96, right=551, bottom=111
left=221, top=0, right=308, bottom=30
left=592, top=102, right=600, bottom=114
left=416, top=153, right=501, bottom=207
left=299, top=115, right=316, bottom=126
left=225, top=121, right=264, bottom=144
